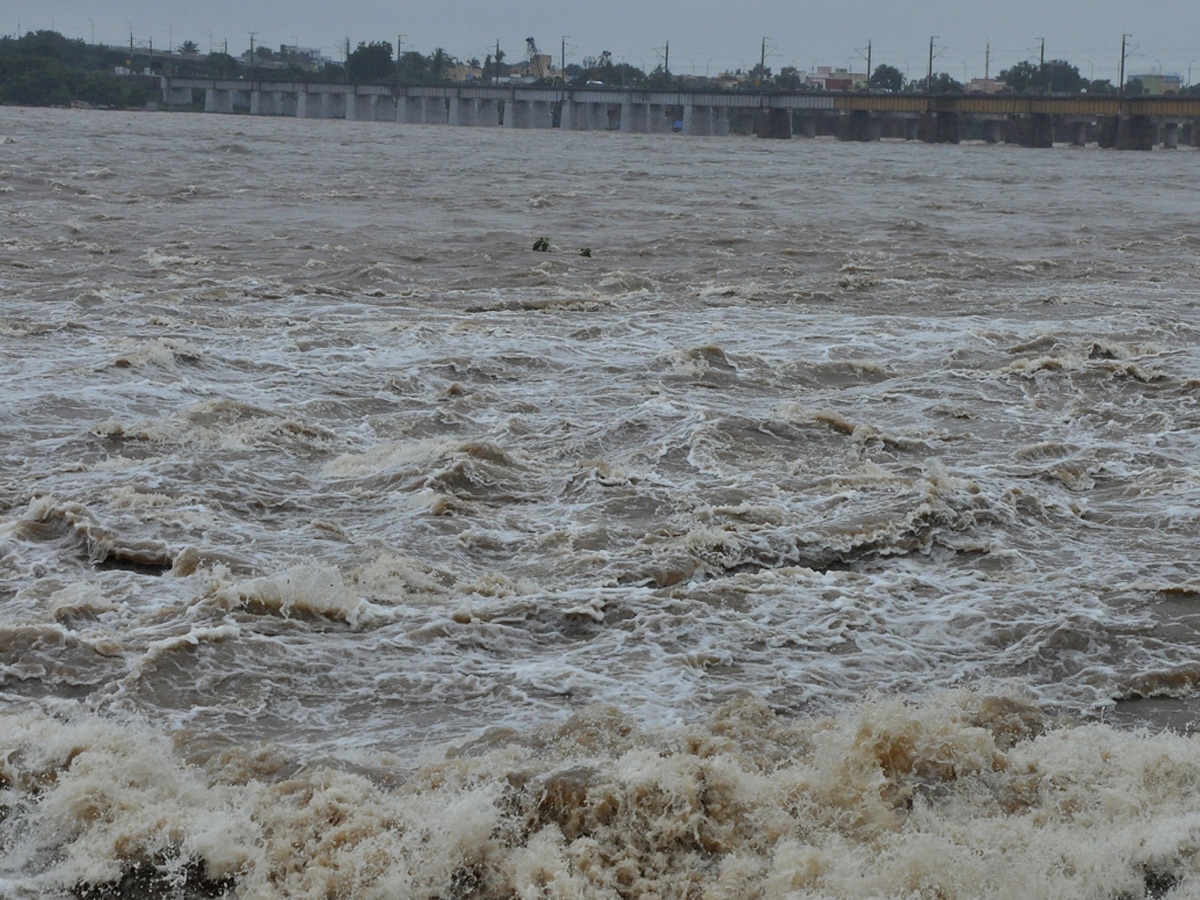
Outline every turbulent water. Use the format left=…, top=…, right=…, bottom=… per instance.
left=3, top=105, right=1200, bottom=898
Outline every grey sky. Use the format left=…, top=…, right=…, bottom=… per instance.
left=11, top=0, right=1198, bottom=83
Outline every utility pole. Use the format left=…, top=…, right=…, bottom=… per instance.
left=496, top=38, right=501, bottom=81
left=664, top=40, right=669, bottom=78
left=984, top=42, right=990, bottom=80
left=561, top=35, right=568, bottom=80
left=927, top=35, right=937, bottom=92
left=1037, top=36, right=1045, bottom=91
left=248, top=31, right=256, bottom=81
left=760, top=37, right=767, bottom=75
left=856, top=40, right=872, bottom=88
left=1119, top=33, right=1131, bottom=97
left=397, top=33, right=404, bottom=80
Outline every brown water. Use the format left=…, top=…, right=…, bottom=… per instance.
left=3, top=106, right=1200, bottom=898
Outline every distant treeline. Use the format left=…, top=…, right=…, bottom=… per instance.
left=3, top=28, right=1194, bottom=110
left=0, top=31, right=156, bottom=107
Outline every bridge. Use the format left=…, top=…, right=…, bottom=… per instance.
left=160, top=76, right=1200, bottom=150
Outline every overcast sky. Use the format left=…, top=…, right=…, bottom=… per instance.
left=10, top=0, right=1198, bottom=84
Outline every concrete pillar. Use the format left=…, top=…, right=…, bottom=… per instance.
left=1097, top=116, right=1118, bottom=148
left=1117, top=115, right=1155, bottom=151
left=449, top=97, right=477, bottom=126
left=922, top=111, right=959, bottom=144
left=1071, top=121, right=1089, bottom=146
left=426, top=98, right=447, bottom=124
left=756, top=107, right=792, bottom=139
left=649, top=104, right=671, bottom=133
left=796, top=115, right=818, bottom=138
left=904, top=118, right=919, bottom=141
left=529, top=100, right=553, bottom=128
left=250, top=91, right=278, bottom=115
left=164, top=86, right=193, bottom=105
left=346, top=94, right=377, bottom=121
left=562, top=100, right=590, bottom=130
left=604, top=105, right=619, bottom=130
left=981, top=120, right=1001, bottom=143
left=1163, top=121, right=1179, bottom=149
left=398, top=96, right=425, bottom=123
left=683, top=104, right=712, bottom=135
left=712, top=108, right=729, bottom=136
left=297, top=92, right=324, bottom=118
left=477, top=99, right=500, bottom=126
left=620, top=101, right=649, bottom=133
left=376, top=97, right=397, bottom=121
left=837, top=109, right=877, bottom=142
left=505, top=99, right=530, bottom=128
left=204, top=88, right=233, bottom=113
left=1029, top=113, right=1053, bottom=148
left=277, top=93, right=297, bottom=116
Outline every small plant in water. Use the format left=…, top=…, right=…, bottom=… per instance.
left=579, top=248, right=592, bottom=257
left=532, top=237, right=550, bottom=252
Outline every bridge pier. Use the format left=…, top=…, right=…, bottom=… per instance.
left=450, top=97, right=478, bottom=126
left=795, top=115, right=818, bottom=138
left=980, top=119, right=1002, bottom=143
left=921, top=111, right=959, bottom=144
left=620, top=101, right=649, bottom=133
left=1031, top=114, right=1054, bottom=148
left=649, top=103, right=671, bottom=133
left=164, top=86, right=194, bottom=105
left=399, top=96, right=446, bottom=124
left=346, top=94, right=378, bottom=121
left=297, top=92, right=330, bottom=118
left=205, top=88, right=232, bottom=114
left=204, top=88, right=234, bottom=114
left=477, top=99, right=500, bottom=126
left=1162, top=121, right=1179, bottom=149
left=712, top=108, right=729, bottom=136
left=249, top=90, right=278, bottom=115
left=756, top=107, right=792, bottom=139
left=428, top=98, right=448, bottom=124
left=1117, top=114, right=1155, bottom=150
left=1070, top=121, right=1089, bottom=146
left=398, top=96, right=424, bottom=124
left=505, top=99, right=529, bottom=128
left=837, top=109, right=879, bottom=142
left=530, top=100, right=554, bottom=128
left=683, top=103, right=712, bottom=136
left=561, top=100, right=590, bottom=130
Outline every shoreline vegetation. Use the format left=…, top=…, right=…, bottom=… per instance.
left=4, top=28, right=1192, bottom=112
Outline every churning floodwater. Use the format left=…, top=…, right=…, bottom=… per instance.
left=3, top=105, right=1200, bottom=898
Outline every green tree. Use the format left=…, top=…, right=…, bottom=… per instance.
left=346, top=40, right=393, bottom=82
left=179, top=40, right=198, bottom=55
left=999, top=59, right=1084, bottom=93
left=202, top=51, right=238, bottom=77
left=430, top=47, right=452, bottom=81
left=397, top=50, right=428, bottom=83
left=911, top=72, right=962, bottom=93
left=775, top=66, right=803, bottom=90
left=870, top=63, right=903, bottom=91
left=998, top=60, right=1037, bottom=91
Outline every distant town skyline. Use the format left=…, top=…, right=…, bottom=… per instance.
left=8, top=0, right=1198, bottom=85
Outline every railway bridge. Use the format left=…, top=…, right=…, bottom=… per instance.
left=160, top=76, right=1200, bottom=150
